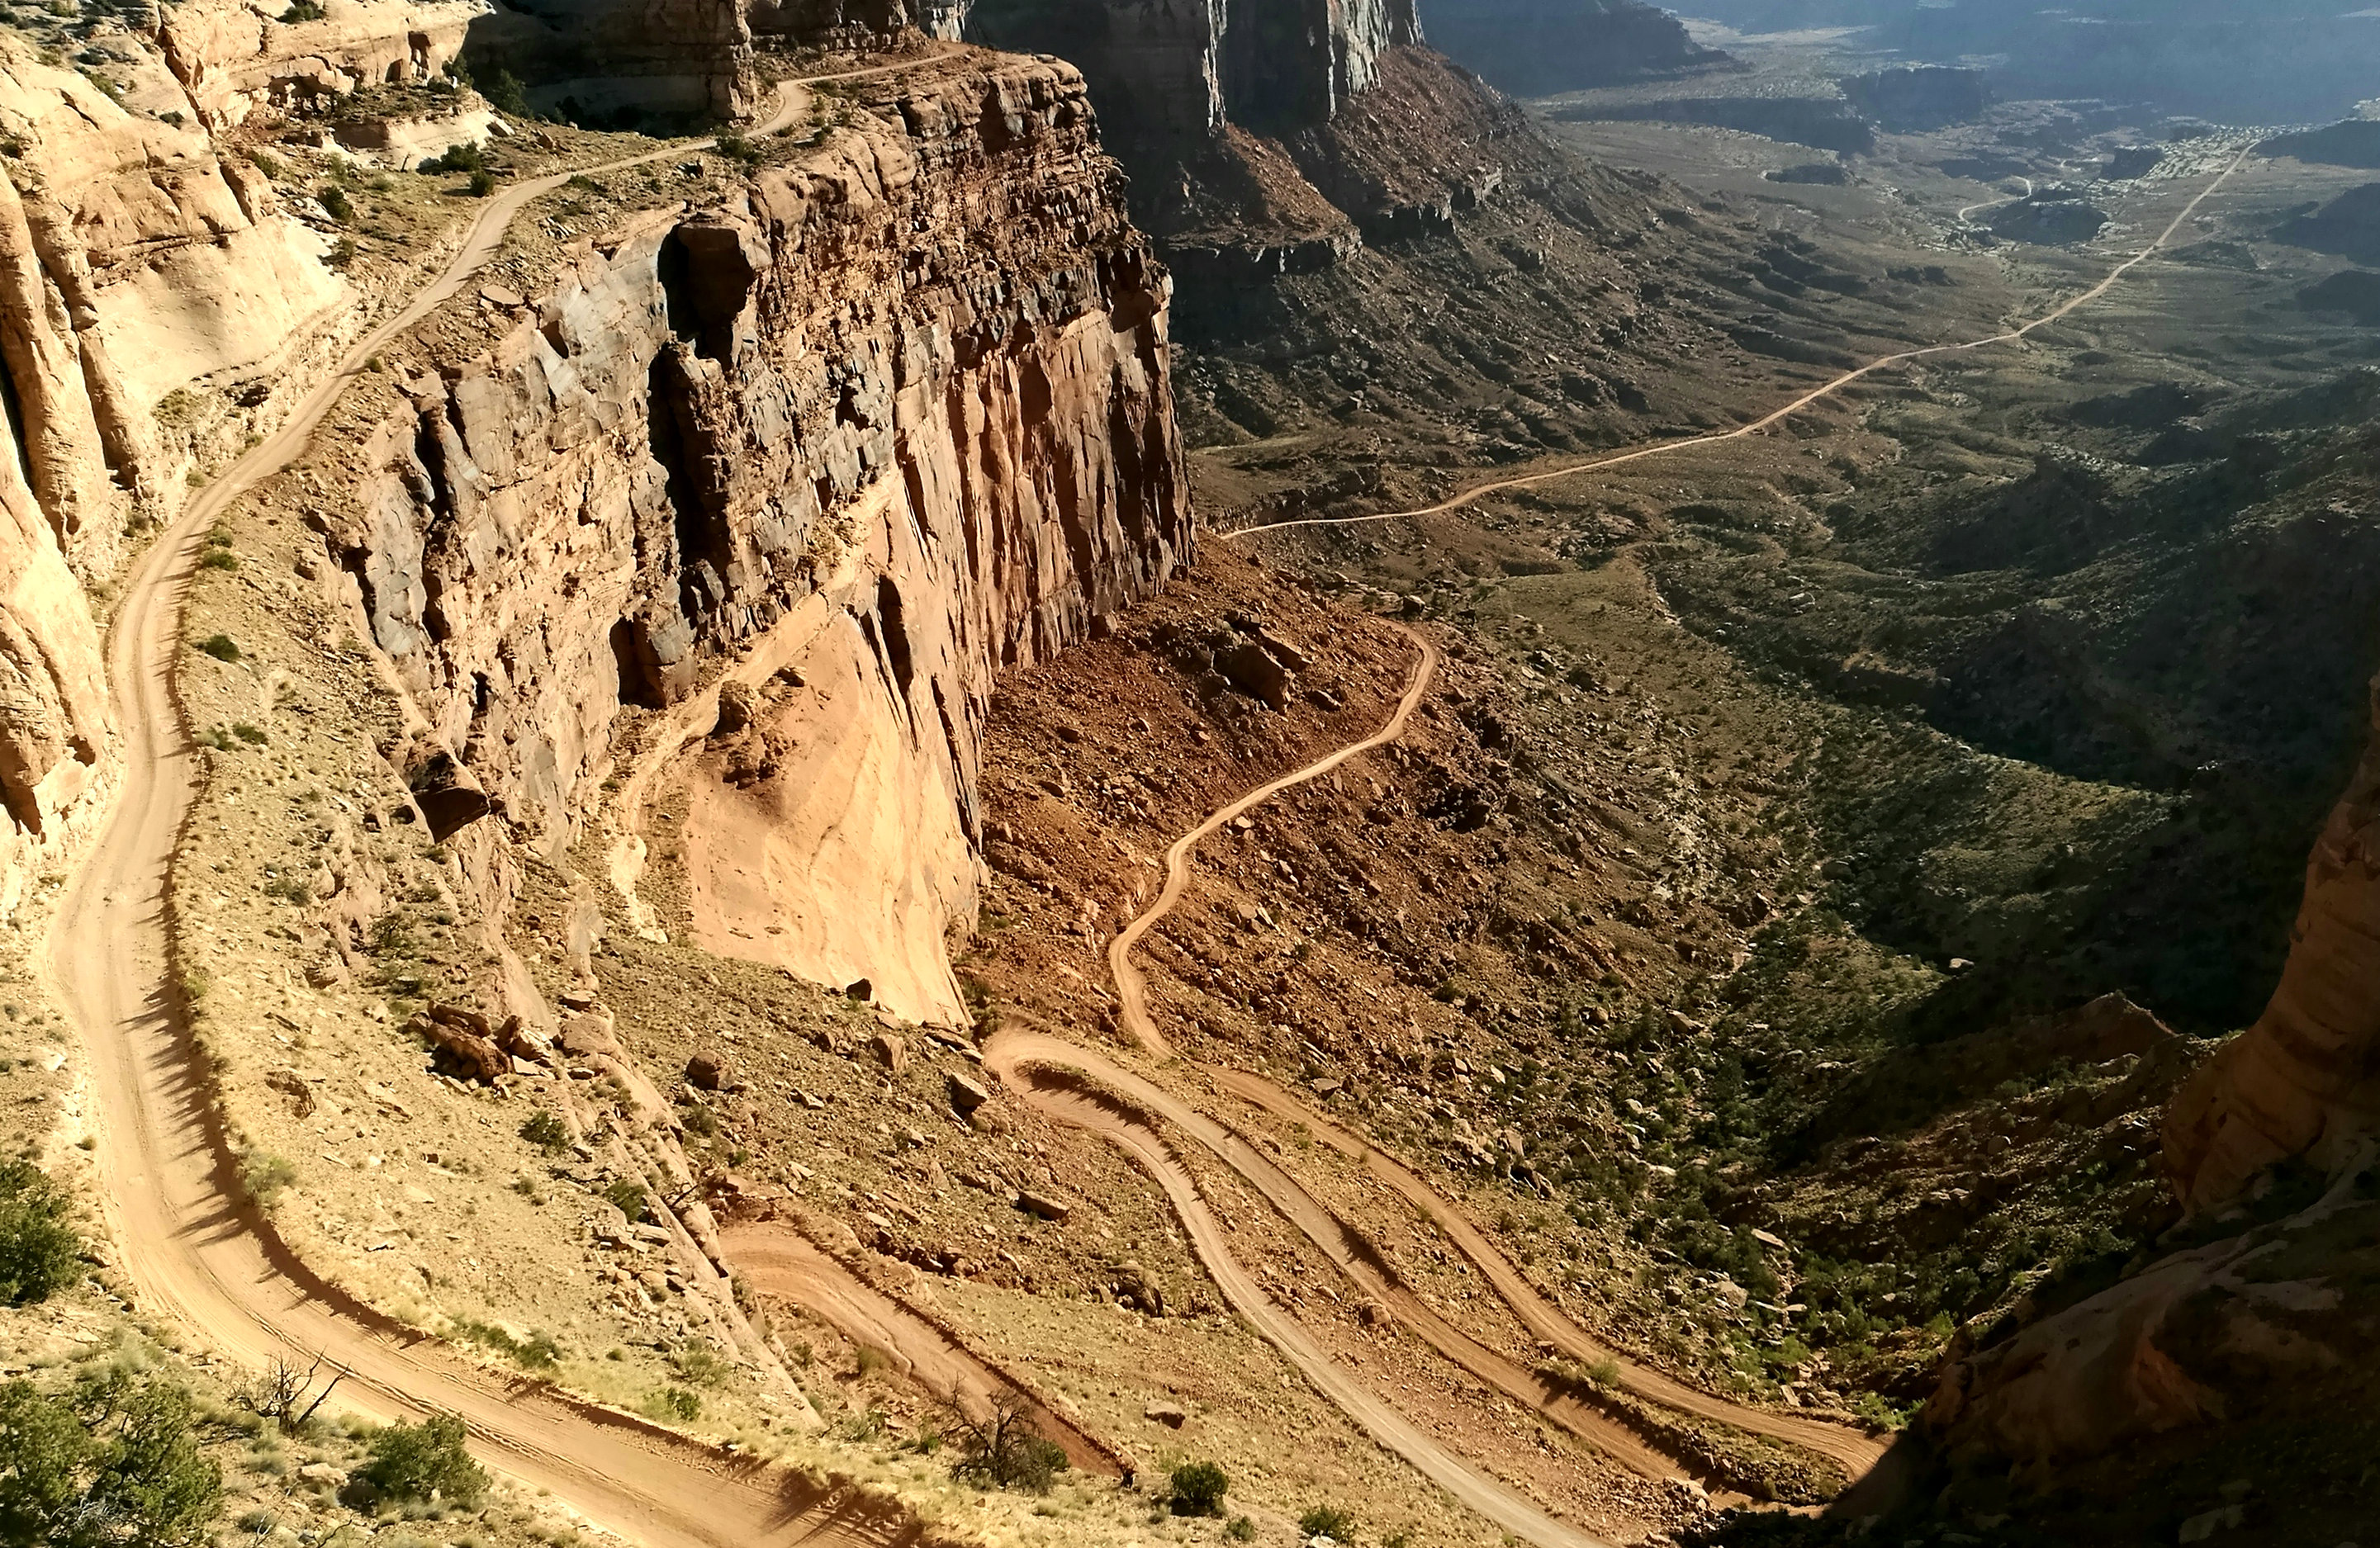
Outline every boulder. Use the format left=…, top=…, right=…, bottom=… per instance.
left=1144, top=1400, right=1187, bottom=1428
left=686, top=1050, right=728, bottom=1091
left=1216, top=638, right=1292, bottom=711
left=1017, top=1189, right=1074, bottom=1223
left=410, top=1012, right=506, bottom=1084
left=870, top=1032, right=908, bottom=1072
left=946, top=1070, right=991, bottom=1115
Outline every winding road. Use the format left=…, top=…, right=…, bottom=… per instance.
left=41, top=62, right=950, bottom=1548
left=984, top=624, right=1880, bottom=1541
left=1227, top=149, right=2249, bottom=540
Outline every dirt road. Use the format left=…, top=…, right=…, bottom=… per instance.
left=993, top=619, right=1883, bottom=1529
left=42, top=64, right=946, bottom=1548
left=719, top=1220, right=1120, bottom=1475
left=1230, top=148, right=2250, bottom=540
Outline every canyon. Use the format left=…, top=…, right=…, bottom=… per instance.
left=2, top=2, right=2378, bottom=1548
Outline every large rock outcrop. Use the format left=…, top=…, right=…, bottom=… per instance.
left=157, top=0, right=476, bottom=129
left=1895, top=676, right=2380, bottom=1518
left=2164, top=675, right=2380, bottom=1213
left=320, top=54, right=1189, bottom=1024
left=971, top=0, right=1420, bottom=149
left=462, top=0, right=757, bottom=122
left=1415, top=0, right=1721, bottom=98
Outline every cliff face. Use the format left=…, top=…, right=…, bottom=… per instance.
left=968, top=0, right=1421, bottom=152
left=464, top=0, right=756, bottom=122
left=323, top=54, right=1189, bottom=1023
left=1415, top=0, right=1722, bottom=97
left=1902, top=673, right=2380, bottom=1513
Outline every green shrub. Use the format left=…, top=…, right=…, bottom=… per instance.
left=671, top=1341, right=730, bottom=1388
left=653, top=1387, right=700, bottom=1422
left=248, top=151, right=283, bottom=181
left=0, top=1162, right=81, bottom=1306
left=197, top=548, right=238, bottom=571
left=1224, top=1518, right=1257, bottom=1544
left=360, top=1413, right=486, bottom=1507
left=327, top=237, right=358, bottom=269
left=279, top=1, right=324, bottom=20
left=231, top=724, right=267, bottom=746
left=1300, top=1503, right=1358, bottom=1540
left=518, top=1111, right=570, bottom=1155
left=482, top=69, right=529, bottom=116
left=467, top=168, right=496, bottom=198
left=195, top=634, right=239, bottom=663
left=1169, top=1460, right=1229, bottom=1517
left=238, top=1153, right=296, bottom=1208
left=421, top=142, right=485, bottom=175
left=0, top=1372, right=222, bottom=1548
left=599, top=1177, right=647, bottom=1223
left=316, top=186, right=352, bottom=223
left=712, top=133, right=761, bottom=168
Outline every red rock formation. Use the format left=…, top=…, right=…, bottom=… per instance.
left=320, top=53, right=1190, bottom=1022
left=2166, top=675, right=2380, bottom=1212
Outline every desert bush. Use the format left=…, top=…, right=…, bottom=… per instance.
left=359, top=1413, right=486, bottom=1508
left=467, top=168, right=496, bottom=198
left=1169, top=1459, right=1229, bottom=1517
left=1224, top=1517, right=1256, bottom=1543
left=599, top=1178, right=647, bottom=1223
left=316, top=186, right=352, bottom=223
left=0, top=1162, right=81, bottom=1306
left=0, top=1371, right=223, bottom=1547
left=671, top=1342, right=730, bottom=1388
left=195, top=635, right=239, bottom=663
left=237, top=1153, right=296, bottom=1209
left=937, top=1386, right=1066, bottom=1494
left=518, top=1111, right=569, bottom=1155
left=1300, top=1503, right=1358, bottom=1540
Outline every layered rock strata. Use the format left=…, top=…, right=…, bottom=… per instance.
left=967, top=0, right=1422, bottom=153
left=321, top=54, right=1189, bottom=1024
left=465, top=0, right=756, bottom=121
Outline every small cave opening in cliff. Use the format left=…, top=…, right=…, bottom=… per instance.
left=875, top=574, right=915, bottom=700
left=610, top=619, right=666, bottom=709
left=0, top=347, right=36, bottom=525
left=657, top=225, right=756, bottom=363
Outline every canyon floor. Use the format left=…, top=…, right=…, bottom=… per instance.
left=5, top=17, right=2378, bottom=1548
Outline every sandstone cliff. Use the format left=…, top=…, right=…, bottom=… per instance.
left=462, top=0, right=756, bottom=123
left=319, top=54, right=1189, bottom=1024
left=2164, top=675, right=2380, bottom=1213
left=1894, top=675, right=2380, bottom=1519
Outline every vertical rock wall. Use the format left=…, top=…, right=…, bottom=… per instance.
left=968, top=0, right=1421, bottom=153
left=464, top=0, right=756, bottom=121
left=325, top=54, right=1190, bottom=1022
